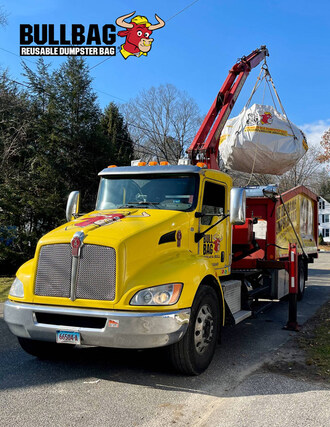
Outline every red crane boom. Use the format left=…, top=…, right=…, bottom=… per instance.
left=187, top=46, right=269, bottom=169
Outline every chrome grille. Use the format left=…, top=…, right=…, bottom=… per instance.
left=35, top=244, right=72, bottom=297
left=76, top=245, right=116, bottom=301
left=35, top=244, right=116, bottom=301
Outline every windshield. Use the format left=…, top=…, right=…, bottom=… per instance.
left=96, top=174, right=199, bottom=211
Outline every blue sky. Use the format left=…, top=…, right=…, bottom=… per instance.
left=1, top=0, right=330, bottom=145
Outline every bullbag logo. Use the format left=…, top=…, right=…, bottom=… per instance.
left=116, top=12, right=165, bottom=59
left=246, top=111, right=273, bottom=126
left=19, top=11, right=165, bottom=59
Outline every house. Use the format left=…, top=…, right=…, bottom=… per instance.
left=319, top=196, right=330, bottom=243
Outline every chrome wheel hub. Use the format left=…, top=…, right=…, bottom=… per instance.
left=194, top=304, right=214, bottom=354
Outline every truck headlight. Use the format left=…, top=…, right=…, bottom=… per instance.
left=130, top=283, right=183, bottom=306
left=9, top=277, right=24, bottom=298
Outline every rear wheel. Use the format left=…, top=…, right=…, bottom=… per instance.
left=169, top=285, right=221, bottom=375
left=18, top=337, right=75, bottom=359
left=297, top=261, right=306, bottom=301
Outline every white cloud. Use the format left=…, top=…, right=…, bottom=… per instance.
left=299, top=119, right=330, bottom=147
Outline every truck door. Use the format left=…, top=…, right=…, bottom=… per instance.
left=198, top=180, right=230, bottom=273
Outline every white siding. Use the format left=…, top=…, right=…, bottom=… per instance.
left=319, top=197, right=330, bottom=243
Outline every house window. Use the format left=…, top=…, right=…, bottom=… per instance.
left=325, top=214, right=330, bottom=223
left=326, top=229, right=330, bottom=238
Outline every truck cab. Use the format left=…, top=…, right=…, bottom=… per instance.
left=4, top=164, right=244, bottom=375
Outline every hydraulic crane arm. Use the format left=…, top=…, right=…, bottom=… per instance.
left=187, top=46, right=269, bottom=170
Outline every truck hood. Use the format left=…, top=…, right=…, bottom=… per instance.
left=38, top=209, right=189, bottom=247
left=30, top=208, right=192, bottom=308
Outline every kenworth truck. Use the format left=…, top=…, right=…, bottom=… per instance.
left=4, top=47, right=318, bottom=375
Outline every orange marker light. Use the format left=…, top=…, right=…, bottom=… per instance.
left=160, top=161, right=169, bottom=166
left=196, top=162, right=207, bottom=168
left=149, top=161, right=158, bottom=166
left=168, top=283, right=183, bottom=304
left=138, top=162, right=147, bottom=166
left=107, top=165, right=117, bottom=168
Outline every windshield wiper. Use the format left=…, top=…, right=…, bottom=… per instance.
left=119, top=201, right=160, bottom=209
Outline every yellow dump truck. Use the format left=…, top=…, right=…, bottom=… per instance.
left=3, top=47, right=318, bottom=375
left=3, top=163, right=318, bottom=375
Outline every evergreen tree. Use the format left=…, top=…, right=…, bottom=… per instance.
left=0, top=71, right=35, bottom=271
left=100, top=102, right=134, bottom=166
left=24, top=57, right=103, bottom=214
left=0, top=58, right=134, bottom=273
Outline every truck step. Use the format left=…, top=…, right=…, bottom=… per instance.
left=233, top=310, right=252, bottom=324
left=251, top=301, right=273, bottom=316
left=248, top=285, right=270, bottom=298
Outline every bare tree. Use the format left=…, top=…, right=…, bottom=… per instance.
left=0, top=71, right=30, bottom=177
left=0, top=5, right=7, bottom=26
left=312, top=168, right=330, bottom=200
left=317, top=128, right=330, bottom=166
left=277, top=145, right=323, bottom=193
left=121, top=84, right=202, bottom=163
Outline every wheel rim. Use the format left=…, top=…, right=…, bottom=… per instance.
left=194, top=304, right=214, bottom=354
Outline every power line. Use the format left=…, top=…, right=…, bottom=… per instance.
left=89, top=57, right=112, bottom=71
left=0, top=46, right=37, bottom=65
left=5, top=78, right=31, bottom=90
left=166, top=0, right=201, bottom=22
left=94, top=88, right=127, bottom=102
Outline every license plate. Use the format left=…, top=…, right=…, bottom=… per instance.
left=56, top=330, right=80, bottom=345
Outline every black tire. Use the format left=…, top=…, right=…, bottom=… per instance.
left=168, top=285, right=221, bottom=375
left=18, top=337, right=75, bottom=359
left=297, top=261, right=306, bottom=301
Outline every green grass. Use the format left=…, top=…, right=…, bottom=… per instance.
left=300, top=300, right=330, bottom=377
left=0, top=277, right=13, bottom=302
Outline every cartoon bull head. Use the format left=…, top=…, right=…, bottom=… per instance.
left=260, top=112, right=273, bottom=125
left=116, top=12, right=165, bottom=59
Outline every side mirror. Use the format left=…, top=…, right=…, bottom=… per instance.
left=230, top=188, right=246, bottom=225
left=66, top=191, right=80, bottom=222
left=262, top=185, right=278, bottom=202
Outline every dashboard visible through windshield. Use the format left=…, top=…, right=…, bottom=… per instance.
left=96, top=174, right=199, bottom=211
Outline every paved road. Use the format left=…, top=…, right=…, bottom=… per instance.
left=1, top=254, right=329, bottom=426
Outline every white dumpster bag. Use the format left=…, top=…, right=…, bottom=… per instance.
left=219, top=104, right=308, bottom=175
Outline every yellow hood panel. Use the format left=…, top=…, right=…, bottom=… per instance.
left=39, top=209, right=186, bottom=246
left=24, top=208, right=192, bottom=309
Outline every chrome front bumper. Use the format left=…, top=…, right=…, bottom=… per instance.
left=4, top=300, right=190, bottom=349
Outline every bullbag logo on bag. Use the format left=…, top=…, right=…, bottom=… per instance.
left=19, top=11, right=165, bottom=58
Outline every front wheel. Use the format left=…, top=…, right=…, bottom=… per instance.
left=168, top=285, right=221, bottom=375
